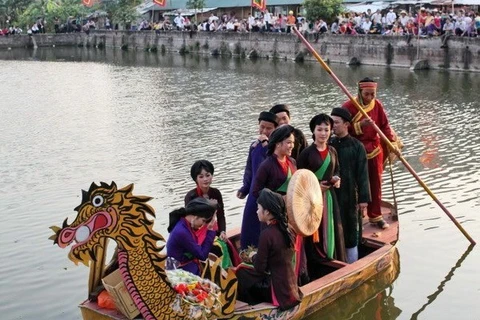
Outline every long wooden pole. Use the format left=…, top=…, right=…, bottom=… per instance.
left=388, top=157, right=398, bottom=221
left=292, top=26, right=476, bottom=246
left=416, top=10, right=421, bottom=60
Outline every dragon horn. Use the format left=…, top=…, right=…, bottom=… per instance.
left=62, top=218, right=69, bottom=228
left=49, top=226, right=61, bottom=242
left=50, top=225, right=61, bottom=233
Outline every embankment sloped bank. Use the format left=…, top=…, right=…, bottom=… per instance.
left=1, top=31, right=479, bottom=72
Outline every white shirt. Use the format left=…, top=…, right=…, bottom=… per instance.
left=371, top=12, right=382, bottom=24
left=248, top=16, right=255, bottom=27
left=354, top=16, right=362, bottom=26
left=362, top=21, right=372, bottom=32
left=174, top=16, right=184, bottom=28
left=264, top=12, right=271, bottom=23
left=386, top=11, right=396, bottom=25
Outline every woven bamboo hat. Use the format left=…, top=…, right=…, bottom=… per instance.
left=286, top=169, right=323, bottom=236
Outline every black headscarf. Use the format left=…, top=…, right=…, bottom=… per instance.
left=190, top=160, right=214, bottom=181
left=257, top=188, right=293, bottom=247
left=167, top=198, right=217, bottom=232
left=267, top=124, right=295, bottom=155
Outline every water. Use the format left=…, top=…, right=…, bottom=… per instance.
left=0, top=47, right=479, bottom=320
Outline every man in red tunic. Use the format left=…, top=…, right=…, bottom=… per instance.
left=342, top=78, right=396, bottom=229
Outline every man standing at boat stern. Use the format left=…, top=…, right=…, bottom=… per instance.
left=342, top=78, right=396, bottom=230
left=238, top=111, right=278, bottom=249
left=269, top=104, right=307, bottom=160
left=330, top=108, right=371, bottom=263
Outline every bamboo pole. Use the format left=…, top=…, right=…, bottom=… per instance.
left=292, top=26, right=476, bottom=246
left=416, top=10, right=421, bottom=60
left=388, top=157, right=398, bottom=221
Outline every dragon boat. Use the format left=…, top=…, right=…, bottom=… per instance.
left=50, top=181, right=399, bottom=320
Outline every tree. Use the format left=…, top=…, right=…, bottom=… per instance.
left=303, top=0, right=344, bottom=23
left=16, top=0, right=90, bottom=31
left=186, top=0, right=204, bottom=24
left=104, top=0, right=140, bottom=29
left=0, top=0, right=31, bottom=27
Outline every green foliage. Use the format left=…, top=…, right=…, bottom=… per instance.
left=1, top=0, right=142, bottom=30
left=0, top=0, right=31, bottom=26
left=186, top=0, right=205, bottom=10
left=104, top=0, right=140, bottom=27
left=186, top=0, right=205, bottom=23
left=303, top=0, right=344, bottom=23
left=12, top=0, right=90, bottom=30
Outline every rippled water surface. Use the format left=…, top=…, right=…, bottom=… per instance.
left=0, top=48, right=479, bottom=320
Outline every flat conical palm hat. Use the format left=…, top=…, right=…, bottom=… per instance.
left=286, top=169, right=323, bottom=236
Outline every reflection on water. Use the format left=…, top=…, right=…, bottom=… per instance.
left=0, top=47, right=479, bottom=320
left=304, top=249, right=402, bottom=320
left=306, top=286, right=402, bottom=320
left=410, top=244, right=475, bottom=320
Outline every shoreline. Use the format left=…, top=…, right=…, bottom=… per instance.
left=1, top=31, right=479, bottom=72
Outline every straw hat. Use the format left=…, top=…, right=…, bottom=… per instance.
left=286, top=169, right=323, bottom=236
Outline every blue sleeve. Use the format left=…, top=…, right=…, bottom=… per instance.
left=239, top=144, right=254, bottom=195
left=181, top=229, right=216, bottom=261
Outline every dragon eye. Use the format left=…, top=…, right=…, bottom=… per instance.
left=92, top=195, right=104, bottom=207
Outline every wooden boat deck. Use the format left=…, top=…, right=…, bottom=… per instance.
left=362, top=202, right=398, bottom=246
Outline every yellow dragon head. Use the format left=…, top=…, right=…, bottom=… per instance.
left=50, top=181, right=162, bottom=265
left=50, top=182, right=238, bottom=319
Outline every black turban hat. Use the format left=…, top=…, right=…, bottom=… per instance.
left=331, top=107, right=352, bottom=123
left=258, top=111, right=278, bottom=126
left=269, top=104, right=290, bottom=117
left=309, top=114, right=333, bottom=133
left=190, top=160, right=214, bottom=181
left=257, top=188, right=286, bottom=219
left=185, top=197, right=217, bottom=217
left=267, top=125, right=295, bottom=155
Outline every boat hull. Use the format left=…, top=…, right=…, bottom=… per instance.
left=77, top=205, right=399, bottom=320
left=229, top=245, right=399, bottom=320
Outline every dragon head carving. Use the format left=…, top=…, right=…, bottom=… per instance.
left=50, top=182, right=238, bottom=319
left=50, top=182, right=162, bottom=266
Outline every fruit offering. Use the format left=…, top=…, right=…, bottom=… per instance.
left=166, top=269, right=221, bottom=310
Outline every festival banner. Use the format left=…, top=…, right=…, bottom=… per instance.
left=251, top=0, right=266, bottom=11
left=153, top=0, right=166, bottom=6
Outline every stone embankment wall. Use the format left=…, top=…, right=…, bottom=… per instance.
left=1, top=31, right=479, bottom=72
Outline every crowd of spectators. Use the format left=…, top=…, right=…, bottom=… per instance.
left=140, top=7, right=480, bottom=45
left=0, top=16, right=100, bottom=36
left=316, top=7, right=480, bottom=39
left=2, top=7, right=479, bottom=46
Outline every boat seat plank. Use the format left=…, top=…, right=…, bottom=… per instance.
left=321, top=260, right=348, bottom=269
left=234, top=300, right=249, bottom=310
left=234, top=301, right=276, bottom=312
